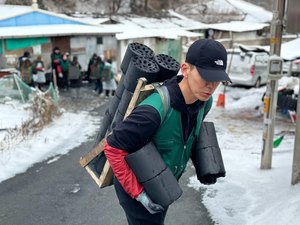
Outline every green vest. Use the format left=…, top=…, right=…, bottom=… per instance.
left=139, top=92, right=212, bottom=179
left=60, top=59, right=69, bottom=72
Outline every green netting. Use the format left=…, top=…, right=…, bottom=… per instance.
left=47, top=82, right=59, bottom=104
left=0, top=75, right=58, bottom=104
left=0, top=75, right=23, bottom=102
left=13, top=75, right=36, bottom=102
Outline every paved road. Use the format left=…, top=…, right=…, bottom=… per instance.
left=0, top=84, right=214, bottom=225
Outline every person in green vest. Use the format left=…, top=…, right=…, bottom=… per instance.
left=51, top=47, right=63, bottom=88
left=102, top=59, right=117, bottom=97
left=92, top=56, right=104, bottom=95
left=104, top=39, right=231, bottom=225
left=60, top=52, right=70, bottom=90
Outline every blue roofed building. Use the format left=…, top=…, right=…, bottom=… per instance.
left=0, top=3, right=121, bottom=71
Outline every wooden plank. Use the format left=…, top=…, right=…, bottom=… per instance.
left=79, top=139, right=105, bottom=167
left=98, top=161, right=114, bottom=187
left=125, top=77, right=148, bottom=118
left=136, top=84, right=156, bottom=106
left=79, top=77, right=158, bottom=188
left=85, top=166, right=102, bottom=186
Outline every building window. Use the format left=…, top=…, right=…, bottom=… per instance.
left=97, top=37, right=103, bottom=44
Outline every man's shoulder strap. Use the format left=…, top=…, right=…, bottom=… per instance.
left=154, top=85, right=170, bottom=125
left=138, top=83, right=170, bottom=124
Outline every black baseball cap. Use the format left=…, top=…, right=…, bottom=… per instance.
left=186, top=39, right=231, bottom=83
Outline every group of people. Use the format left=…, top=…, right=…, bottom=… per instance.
left=87, top=53, right=117, bottom=97
left=17, top=48, right=116, bottom=95
left=17, top=47, right=82, bottom=91
left=18, top=47, right=75, bottom=91
left=51, top=47, right=82, bottom=90
left=18, top=51, right=46, bottom=90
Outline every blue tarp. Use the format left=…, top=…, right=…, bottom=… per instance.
left=0, top=11, right=83, bottom=27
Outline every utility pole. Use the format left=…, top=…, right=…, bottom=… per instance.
left=261, top=0, right=286, bottom=169
left=291, top=81, right=300, bottom=184
left=287, top=0, right=300, bottom=185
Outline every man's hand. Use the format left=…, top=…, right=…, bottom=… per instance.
left=199, top=175, right=217, bottom=185
left=136, top=191, right=164, bottom=214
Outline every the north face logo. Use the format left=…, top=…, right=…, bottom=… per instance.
left=214, top=60, right=224, bottom=66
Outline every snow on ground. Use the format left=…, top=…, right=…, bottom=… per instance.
left=0, top=79, right=299, bottom=225
left=0, top=101, right=31, bottom=131
left=0, top=99, right=101, bottom=183
left=188, top=83, right=299, bottom=225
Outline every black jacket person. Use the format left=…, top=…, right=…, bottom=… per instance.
left=104, top=39, right=231, bottom=225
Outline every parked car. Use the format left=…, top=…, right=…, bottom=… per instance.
left=227, top=47, right=269, bottom=88
left=283, top=59, right=300, bottom=77
left=291, top=59, right=300, bottom=76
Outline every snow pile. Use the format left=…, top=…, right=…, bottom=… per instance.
left=0, top=100, right=101, bottom=183
left=188, top=83, right=299, bottom=225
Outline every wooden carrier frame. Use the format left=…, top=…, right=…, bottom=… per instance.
left=79, top=78, right=157, bottom=188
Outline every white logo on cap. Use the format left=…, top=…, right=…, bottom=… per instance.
left=215, top=60, right=224, bottom=66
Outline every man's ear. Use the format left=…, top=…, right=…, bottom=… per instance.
left=181, top=63, right=189, bottom=78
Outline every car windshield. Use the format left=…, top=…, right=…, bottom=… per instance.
left=227, top=52, right=251, bottom=66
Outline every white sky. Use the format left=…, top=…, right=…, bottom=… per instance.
left=0, top=76, right=299, bottom=225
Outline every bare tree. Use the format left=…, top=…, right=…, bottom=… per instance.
left=5, top=0, right=31, bottom=5
left=160, top=0, right=169, bottom=10
left=144, top=0, right=148, bottom=12
left=109, top=0, right=122, bottom=14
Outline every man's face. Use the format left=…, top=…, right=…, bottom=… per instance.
left=184, top=63, right=220, bottom=101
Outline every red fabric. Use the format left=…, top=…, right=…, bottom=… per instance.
left=56, top=65, right=62, bottom=73
left=104, top=142, right=143, bottom=198
left=36, top=67, right=44, bottom=71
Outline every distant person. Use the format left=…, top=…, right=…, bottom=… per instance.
left=51, top=47, right=62, bottom=87
left=205, top=29, right=215, bottom=39
left=87, top=53, right=98, bottom=83
left=60, top=52, right=70, bottom=90
left=18, top=51, right=31, bottom=71
left=70, top=56, right=81, bottom=71
left=32, top=55, right=46, bottom=91
left=69, top=55, right=82, bottom=86
left=20, top=58, right=33, bottom=86
left=102, top=59, right=116, bottom=97
left=92, top=56, right=105, bottom=95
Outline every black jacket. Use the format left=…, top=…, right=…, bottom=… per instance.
left=107, top=75, right=204, bottom=153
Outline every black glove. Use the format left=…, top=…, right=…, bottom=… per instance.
left=136, top=191, right=164, bottom=214
left=199, top=175, right=217, bottom=185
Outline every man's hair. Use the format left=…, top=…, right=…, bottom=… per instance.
left=186, top=62, right=195, bottom=69
left=24, top=51, right=30, bottom=57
